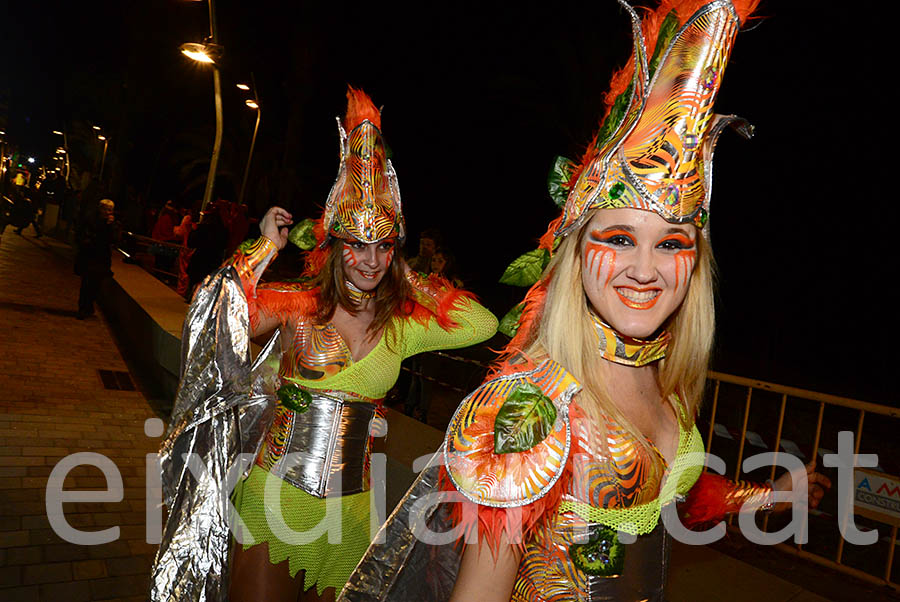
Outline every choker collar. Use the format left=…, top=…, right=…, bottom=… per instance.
left=590, top=312, right=670, bottom=367
left=345, top=280, right=374, bottom=304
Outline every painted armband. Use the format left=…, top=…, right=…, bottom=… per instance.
left=229, top=236, right=279, bottom=297
left=678, top=472, right=774, bottom=528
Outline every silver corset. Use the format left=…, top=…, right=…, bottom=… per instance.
left=256, top=388, right=381, bottom=498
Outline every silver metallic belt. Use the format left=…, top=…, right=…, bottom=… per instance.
left=255, top=387, right=381, bottom=498
left=582, top=520, right=669, bottom=602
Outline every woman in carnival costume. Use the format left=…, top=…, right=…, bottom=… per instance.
left=340, top=1, right=830, bottom=601
left=149, top=88, right=497, bottom=602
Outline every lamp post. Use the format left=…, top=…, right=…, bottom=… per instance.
left=98, top=135, right=109, bottom=181
left=0, top=131, right=6, bottom=189
left=180, top=0, right=223, bottom=213
left=236, top=75, right=260, bottom=207
left=51, top=130, right=71, bottom=186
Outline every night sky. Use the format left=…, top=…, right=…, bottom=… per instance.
left=1, top=1, right=892, bottom=405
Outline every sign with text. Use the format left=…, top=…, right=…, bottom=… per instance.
left=854, top=468, right=900, bottom=527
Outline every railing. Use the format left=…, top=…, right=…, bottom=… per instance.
left=703, top=370, right=900, bottom=592
left=409, top=351, right=900, bottom=591
left=120, top=232, right=188, bottom=282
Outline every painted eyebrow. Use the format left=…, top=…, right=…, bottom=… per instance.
left=662, top=227, right=694, bottom=235
left=593, top=224, right=636, bottom=234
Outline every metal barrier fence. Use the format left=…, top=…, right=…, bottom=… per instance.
left=410, top=351, right=900, bottom=591
left=703, top=370, right=900, bottom=593
left=120, top=232, right=187, bottom=282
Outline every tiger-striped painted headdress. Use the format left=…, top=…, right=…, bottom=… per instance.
left=321, top=87, right=405, bottom=245
left=552, top=0, right=759, bottom=238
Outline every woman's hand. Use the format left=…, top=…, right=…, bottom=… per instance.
left=259, top=206, right=293, bottom=250
left=771, top=462, right=831, bottom=513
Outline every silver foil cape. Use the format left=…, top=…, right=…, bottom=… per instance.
left=338, top=445, right=462, bottom=601
left=149, top=266, right=279, bottom=602
left=266, top=393, right=376, bottom=497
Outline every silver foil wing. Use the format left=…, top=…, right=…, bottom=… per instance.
left=338, top=444, right=462, bottom=602
left=150, top=266, right=278, bottom=602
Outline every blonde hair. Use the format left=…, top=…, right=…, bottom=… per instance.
left=522, top=212, right=716, bottom=442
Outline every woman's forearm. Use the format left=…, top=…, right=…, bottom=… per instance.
left=450, top=539, right=520, bottom=602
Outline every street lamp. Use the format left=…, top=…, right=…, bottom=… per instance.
left=180, top=0, right=223, bottom=213
left=236, top=75, right=260, bottom=207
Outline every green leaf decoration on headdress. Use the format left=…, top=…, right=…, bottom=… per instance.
left=647, top=10, right=680, bottom=82
left=499, top=249, right=551, bottom=287
left=547, top=156, right=576, bottom=208
left=498, top=303, right=524, bottom=338
left=594, top=83, right=633, bottom=152
left=494, top=382, right=558, bottom=454
left=288, top=218, right=317, bottom=250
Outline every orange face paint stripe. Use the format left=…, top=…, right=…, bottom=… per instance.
left=342, top=243, right=360, bottom=267
left=673, top=249, right=696, bottom=292
left=584, top=242, right=618, bottom=287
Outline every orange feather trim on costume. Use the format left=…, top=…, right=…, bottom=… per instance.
left=248, top=283, right=318, bottom=330
left=539, top=215, right=563, bottom=253
left=440, top=458, right=571, bottom=558
left=344, top=86, right=382, bottom=131
left=493, top=278, right=549, bottom=372
left=404, top=274, right=479, bottom=331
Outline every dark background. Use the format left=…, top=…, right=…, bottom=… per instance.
left=0, top=1, right=892, bottom=405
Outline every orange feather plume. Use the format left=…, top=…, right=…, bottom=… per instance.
left=344, top=86, right=381, bottom=130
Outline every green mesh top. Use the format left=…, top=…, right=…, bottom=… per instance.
left=231, top=236, right=499, bottom=399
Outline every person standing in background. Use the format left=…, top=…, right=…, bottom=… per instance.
left=75, top=199, right=116, bottom=319
left=407, top=228, right=442, bottom=273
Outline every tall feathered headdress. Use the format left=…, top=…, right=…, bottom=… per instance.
left=498, top=0, right=759, bottom=338
left=320, top=87, right=405, bottom=245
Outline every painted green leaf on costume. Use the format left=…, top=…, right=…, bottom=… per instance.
left=498, top=303, right=524, bottom=338
left=499, top=249, right=550, bottom=287
left=277, top=383, right=313, bottom=413
left=568, top=524, right=625, bottom=577
left=547, top=156, right=576, bottom=208
left=647, top=10, right=680, bottom=82
left=494, top=382, right=558, bottom=454
left=237, top=238, right=257, bottom=253
left=288, top=218, right=317, bottom=250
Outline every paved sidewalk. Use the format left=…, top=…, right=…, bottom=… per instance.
left=0, top=230, right=162, bottom=601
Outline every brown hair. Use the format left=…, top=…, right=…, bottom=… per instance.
left=311, top=239, right=414, bottom=347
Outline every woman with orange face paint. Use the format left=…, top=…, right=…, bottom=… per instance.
left=338, top=2, right=828, bottom=601
left=149, top=88, right=497, bottom=602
